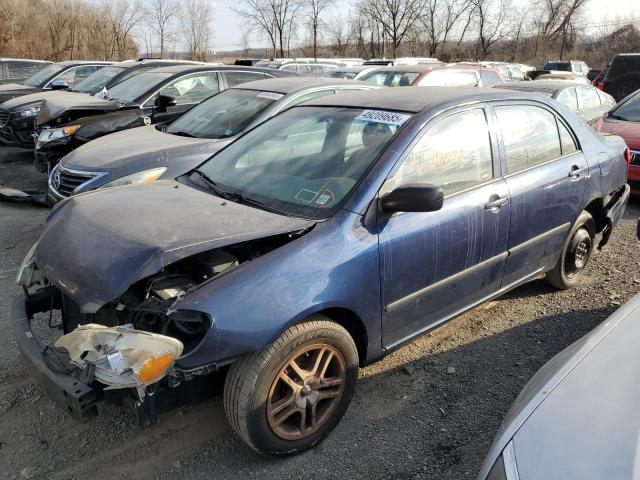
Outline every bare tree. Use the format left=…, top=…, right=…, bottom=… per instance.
left=304, top=0, right=333, bottom=59
left=234, top=0, right=301, bottom=58
left=471, top=0, right=512, bottom=59
left=146, top=0, right=179, bottom=56
left=327, top=15, right=352, bottom=57
left=179, top=0, right=214, bottom=61
left=359, top=0, right=425, bottom=58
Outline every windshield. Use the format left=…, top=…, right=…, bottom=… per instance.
left=324, top=71, right=356, bottom=79
left=107, top=71, right=173, bottom=104
left=196, top=106, right=410, bottom=218
left=544, top=62, right=570, bottom=71
left=167, top=88, right=281, bottom=139
left=360, top=70, right=419, bottom=87
left=609, top=91, right=640, bottom=122
left=73, top=66, right=126, bottom=93
left=23, top=64, right=65, bottom=87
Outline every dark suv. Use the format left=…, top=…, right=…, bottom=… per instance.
left=602, top=53, right=640, bottom=101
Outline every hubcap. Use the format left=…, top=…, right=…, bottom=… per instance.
left=266, top=344, right=346, bottom=441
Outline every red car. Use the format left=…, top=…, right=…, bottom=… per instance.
left=596, top=89, right=640, bottom=193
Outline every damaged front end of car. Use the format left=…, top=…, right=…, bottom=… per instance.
left=14, top=228, right=309, bottom=425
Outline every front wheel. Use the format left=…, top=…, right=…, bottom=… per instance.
left=546, top=211, right=595, bottom=289
left=223, top=317, right=359, bottom=455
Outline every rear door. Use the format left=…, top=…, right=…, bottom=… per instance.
left=493, top=102, right=588, bottom=286
left=379, top=106, right=510, bottom=349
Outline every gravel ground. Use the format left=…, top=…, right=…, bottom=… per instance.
left=1, top=150, right=639, bottom=480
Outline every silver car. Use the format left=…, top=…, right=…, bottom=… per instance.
left=478, top=292, right=640, bottom=480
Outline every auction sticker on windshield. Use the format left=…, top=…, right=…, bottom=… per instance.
left=356, top=110, right=411, bottom=126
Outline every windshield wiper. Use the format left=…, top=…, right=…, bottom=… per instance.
left=192, top=170, right=229, bottom=198
left=170, top=130, right=197, bottom=138
left=191, top=170, right=271, bottom=211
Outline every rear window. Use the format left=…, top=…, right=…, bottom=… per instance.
left=544, top=62, right=570, bottom=71
left=609, top=91, right=640, bottom=122
left=419, top=69, right=478, bottom=87
left=361, top=70, right=420, bottom=87
left=578, top=87, right=601, bottom=109
left=480, top=70, right=502, bottom=87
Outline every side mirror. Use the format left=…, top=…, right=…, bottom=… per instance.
left=50, top=79, right=69, bottom=90
left=380, top=183, right=444, bottom=214
left=154, top=94, right=177, bottom=112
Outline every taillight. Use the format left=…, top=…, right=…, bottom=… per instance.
left=625, top=147, right=631, bottom=163
left=596, top=81, right=604, bottom=91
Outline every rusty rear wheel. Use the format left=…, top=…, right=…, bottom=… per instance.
left=224, top=317, right=358, bottom=455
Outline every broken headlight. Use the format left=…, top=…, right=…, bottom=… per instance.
left=14, top=101, right=42, bottom=118
left=37, top=125, right=81, bottom=144
left=55, top=324, right=183, bottom=397
left=15, top=241, right=39, bottom=287
left=101, top=167, right=167, bottom=188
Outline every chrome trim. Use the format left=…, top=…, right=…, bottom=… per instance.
left=385, top=252, right=508, bottom=313
left=509, top=222, right=571, bottom=255
left=48, top=164, right=108, bottom=199
left=503, top=441, right=520, bottom=480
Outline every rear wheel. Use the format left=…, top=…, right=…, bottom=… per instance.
left=223, top=317, right=358, bottom=455
left=546, top=211, right=595, bottom=289
left=616, top=77, right=640, bottom=101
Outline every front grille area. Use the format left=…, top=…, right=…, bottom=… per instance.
left=631, top=150, right=640, bottom=166
left=0, top=110, right=10, bottom=128
left=53, top=168, right=98, bottom=197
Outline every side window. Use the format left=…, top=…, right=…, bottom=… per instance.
left=558, top=120, right=578, bottom=155
left=480, top=70, right=501, bottom=87
left=495, top=105, right=561, bottom=174
left=556, top=88, right=579, bottom=111
left=288, top=89, right=335, bottom=107
left=225, top=71, right=267, bottom=87
left=391, top=108, right=493, bottom=196
left=7, top=61, right=38, bottom=79
left=578, top=87, right=601, bottom=109
left=54, top=65, right=101, bottom=86
left=280, top=64, right=298, bottom=72
left=155, top=72, right=220, bottom=105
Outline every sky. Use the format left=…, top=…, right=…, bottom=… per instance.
left=211, top=0, right=640, bottom=52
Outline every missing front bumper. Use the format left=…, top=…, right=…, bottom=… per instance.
left=11, top=296, right=99, bottom=421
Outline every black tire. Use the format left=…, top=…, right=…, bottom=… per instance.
left=546, top=211, right=595, bottom=290
left=223, top=316, right=359, bottom=456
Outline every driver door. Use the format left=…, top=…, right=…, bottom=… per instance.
left=149, top=72, right=220, bottom=124
left=378, top=107, right=510, bottom=349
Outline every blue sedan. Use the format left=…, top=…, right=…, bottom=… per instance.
left=15, top=87, right=629, bottom=455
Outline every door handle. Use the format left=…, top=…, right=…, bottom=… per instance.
left=485, top=195, right=508, bottom=210
left=569, top=165, right=587, bottom=178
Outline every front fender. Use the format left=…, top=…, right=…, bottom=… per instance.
left=173, top=210, right=382, bottom=369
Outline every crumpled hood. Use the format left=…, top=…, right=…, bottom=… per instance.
left=62, top=125, right=213, bottom=173
left=2, top=90, right=64, bottom=110
left=35, top=91, right=118, bottom=125
left=511, top=301, right=640, bottom=479
left=35, top=181, right=314, bottom=313
left=0, top=84, right=43, bottom=102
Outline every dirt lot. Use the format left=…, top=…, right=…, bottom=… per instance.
left=1, top=150, right=638, bottom=480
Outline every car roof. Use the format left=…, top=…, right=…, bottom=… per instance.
left=56, top=60, right=113, bottom=66
left=230, top=76, right=371, bottom=94
left=300, top=86, right=544, bottom=113
left=148, top=64, right=284, bottom=75
left=366, top=64, right=441, bottom=73
left=332, top=66, right=374, bottom=73
left=496, top=80, right=579, bottom=94
left=0, top=58, right=50, bottom=63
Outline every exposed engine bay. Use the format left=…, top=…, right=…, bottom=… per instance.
left=20, top=231, right=305, bottom=396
